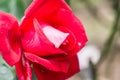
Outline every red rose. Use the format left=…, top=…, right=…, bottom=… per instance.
left=0, top=0, right=87, bottom=80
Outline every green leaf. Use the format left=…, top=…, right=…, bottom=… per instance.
left=0, top=0, right=26, bottom=20
left=8, top=0, right=26, bottom=20
left=0, top=64, right=14, bottom=80
left=0, top=0, right=10, bottom=12
left=0, top=56, right=17, bottom=80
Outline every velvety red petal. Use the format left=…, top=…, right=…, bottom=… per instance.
left=65, top=55, right=80, bottom=78
left=33, top=63, right=66, bottom=80
left=25, top=52, right=69, bottom=73
left=21, top=18, right=66, bottom=56
left=32, top=55, right=79, bottom=80
left=15, top=58, right=32, bottom=80
left=56, top=26, right=77, bottom=51
left=15, top=59, right=25, bottom=80
left=48, top=9, right=88, bottom=55
left=24, top=59, right=32, bottom=80
left=25, top=0, right=71, bottom=18
left=38, top=20, right=69, bottom=48
left=0, top=12, right=21, bottom=66
left=57, top=9, right=88, bottom=44
left=23, top=0, right=87, bottom=55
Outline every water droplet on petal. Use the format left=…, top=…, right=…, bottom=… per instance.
left=78, top=42, right=81, bottom=46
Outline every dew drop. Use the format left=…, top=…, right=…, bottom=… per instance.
left=78, top=42, right=81, bottom=46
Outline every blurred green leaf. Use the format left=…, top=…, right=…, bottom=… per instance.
left=0, top=64, right=14, bottom=80
left=0, top=56, right=7, bottom=65
left=0, top=0, right=26, bottom=20
left=0, top=56, right=17, bottom=80
left=9, top=0, right=26, bottom=20
left=0, top=0, right=10, bottom=12
left=0, top=63, right=14, bottom=80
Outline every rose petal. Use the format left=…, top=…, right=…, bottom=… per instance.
left=33, top=63, right=65, bottom=80
left=56, top=9, right=88, bottom=45
left=32, top=55, right=79, bottom=80
left=25, top=52, right=69, bottom=72
left=24, top=0, right=87, bottom=55
left=47, top=9, right=88, bottom=55
left=15, top=59, right=25, bottom=80
left=34, top=19, right=69, bottom=48
left=21, top=18, right=67, bottom=56
left=25, top=0, right=71, bottom=18
left=15, top=58, right=32, bottom=80
left=65, top=55, right=80, bottom=78
left=0, top=12, right=21, bottom=66
left=56, top=26, right=77, bottom=51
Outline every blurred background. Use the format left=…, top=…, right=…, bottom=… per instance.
left=0, top=0, right=120, bottom=80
